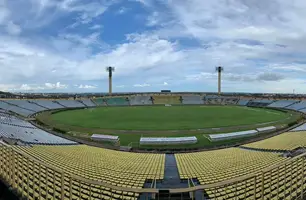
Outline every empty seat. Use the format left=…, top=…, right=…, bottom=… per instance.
left=152, top=96, right=181, bottom=104
left=242, top=131, right=306, bottom=151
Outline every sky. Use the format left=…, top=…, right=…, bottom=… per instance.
left=1, top=0, right=306, bottom=93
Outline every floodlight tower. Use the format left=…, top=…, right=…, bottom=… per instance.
left=106, top=66, right=115, bottom=95
left=215, top=66, right=224, bottom=96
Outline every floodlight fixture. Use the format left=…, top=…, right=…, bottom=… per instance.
left=106, top=66, right=115, bottom=95
left=215, top=66, right=224, bottom=95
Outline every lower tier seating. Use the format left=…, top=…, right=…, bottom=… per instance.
left=104, top=97, right=129, bottom=106
left=129, top=96, right=152, bottom=105
left=242, top=131, right=306, bottom=151
left=175, top=148, right=287, bottom=184
left=1, top=144, right=161, bottom=200
left=152, top=96, right=181, bottom=104
left=181, top=95, right=203, bottom=104
left=202, top=155, right=306, bottom=200
left=268, top=100, right=298, bottom=108
left=55, top=100, right=85, bottom=108
left=12, top=145, right=164, bottom=199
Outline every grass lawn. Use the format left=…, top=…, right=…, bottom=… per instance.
left=36, top=105, right=300, bottom=148
left=50, top=105, right=290, bottom=130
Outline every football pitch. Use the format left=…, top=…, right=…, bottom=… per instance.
left=50, top=105, right=289, bottom=130
left=36, top=105, right=299, bottom=148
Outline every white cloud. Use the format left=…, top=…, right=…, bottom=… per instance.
left=89, top=24, right=102, bottom=30
left=133, top=83, right=151, bottom=87
left=0, top=82, right=68, bottom=91
left=78, top=84, right=97, bottom=89
left=0, top=0, right=306, bottom=93
left=44, top=82, right=68, bottom=89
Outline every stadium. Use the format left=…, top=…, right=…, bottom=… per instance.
left=2, top=1, right=306, bottom=200
left=1, top=89, right=306, bottom=200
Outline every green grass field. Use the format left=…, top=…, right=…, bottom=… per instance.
left=50, top=106, right=289, bottom=130
left=36, top=105, right=300, bottom=149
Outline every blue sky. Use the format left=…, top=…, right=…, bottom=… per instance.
left=1, top=0, right=306, bottom=93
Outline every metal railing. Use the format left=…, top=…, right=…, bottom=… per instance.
left=0, top=143, right=306, bottom=200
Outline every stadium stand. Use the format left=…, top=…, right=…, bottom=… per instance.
left=221, top=97, right=239, bottom=105
left=1, top=96, right=306, bottom=200
left=10, top=144, right=164, bottom=199
left=242, top=131, right=306, bottom=151
left=55, top=100, right=85, bottom=108
left=237, top=99, right=250, bottom=106
left=104, top=97, right=129, bottom=106
left=176, top=148, right=287, bottom=183
left=181, top=95, right=203, bottom=104
left=152, top=95, right=181, bottom=105
left=286, top=101, right=306, bottom=110
left=0, top=101, right=35, bottom=117
left=0, top=112, right=36, bottom=128
left=291, top=123, right=306, bottom=131
left=31, top=100, right=65, bottom=109
left=129, top=96, right=152, bottom=105
left=299, top=108, right=306, bottom=113
left=1, top=143, right=304, bottom=200
left=175, top=148, right=296, bottom=200
left=203, top=95, right=222, bottom=104
left=79, top=99, right=96, bottom=107
left=0, top=121, right=76, bottom=145
left=3, top=100, right=47, bottom=112
left=247, top=99, right=274, bottom=107
left=92, top=98, right=106, bottom=106
left=268, top=100, right=298, bottom=108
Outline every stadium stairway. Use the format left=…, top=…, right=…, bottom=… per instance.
left=90, top=99, right=98, bottom=106
left=157, top=154, right=187, bottom=189
left=53, top=100, right=66, bottom=108
left=238, top=146, right=287, bottom=153
left=77, top=100, right=87, bottom=107
left=285, top=100, right=301, bottom=108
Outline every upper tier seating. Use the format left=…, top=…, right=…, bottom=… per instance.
left=237, top=99, right=250, bottom=106
left=13, top=145, right=164, bottom=199
left=104, top=97, right=129, bottom=106
left=267, top=100, right=298, bottom=108
left=286, top=101, right=306, bottom=110
left=55, top=100, right=85, bottom=108
left=31, top=100, right=64, bottom=109
left=80, top=99, right=96, bottom=107
left=0, top=101, right=35, bottom=116
left=129, top=96, right=152, bottom=105
left=4, top=100, right=47, bottom=112
left=153, top=96, right=181, bottom=104
left=181, top=95, right=203, bottom=104
left=242, top=131, right=306, bottom=151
